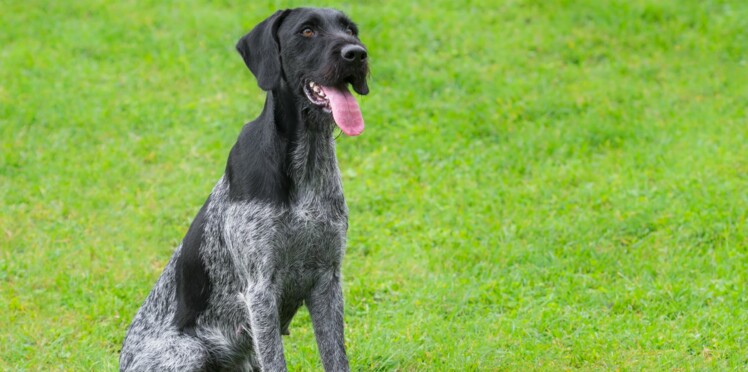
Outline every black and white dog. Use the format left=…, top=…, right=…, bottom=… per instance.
left=120, top=8, right=369, bottom=371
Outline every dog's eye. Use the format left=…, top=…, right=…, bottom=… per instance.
left=302, top=28, right=315, bottom=38
left=345, top=27, right=354, bottom=36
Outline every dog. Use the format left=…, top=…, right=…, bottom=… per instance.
left=119, top=8, right=369, bottom=371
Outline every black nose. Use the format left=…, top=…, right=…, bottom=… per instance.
left=341, top=45, right=367, bottom=63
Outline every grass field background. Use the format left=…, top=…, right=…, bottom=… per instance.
left=2, top=0, right=748, bottom=370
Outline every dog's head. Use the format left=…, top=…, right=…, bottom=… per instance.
left=237, top=8, right=369, bottom=136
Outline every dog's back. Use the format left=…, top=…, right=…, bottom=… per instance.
left=120, top=179, right=233, bottom=370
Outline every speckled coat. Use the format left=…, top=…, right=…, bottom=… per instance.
left=120, top=7, right=369, bottom=371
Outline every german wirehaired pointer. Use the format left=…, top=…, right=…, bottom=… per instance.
left=120, top=8, right=369, bottom=371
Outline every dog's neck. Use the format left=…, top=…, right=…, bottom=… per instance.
left=273, top=87, right=342, bottom=200
left=225, top=84, right=342, bottom=205
left=269, top=84, right=303, bottom=136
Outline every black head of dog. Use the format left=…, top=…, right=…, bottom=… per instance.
left=236, top=8, right=369, bottom=136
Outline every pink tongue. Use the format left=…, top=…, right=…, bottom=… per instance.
left=321, top=85, right=364, bottom=136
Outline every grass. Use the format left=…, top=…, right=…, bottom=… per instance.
left=2, top=0, right=748, bottom=370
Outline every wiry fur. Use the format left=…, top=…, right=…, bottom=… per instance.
left=120, top=7, right=368, bottom=371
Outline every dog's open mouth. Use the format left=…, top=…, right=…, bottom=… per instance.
left=304, top=80, right=364, bottom=136
left=304, top=81, right=330, bottom=110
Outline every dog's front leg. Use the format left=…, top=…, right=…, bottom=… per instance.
left=306, top=270, right=349, bottom=372
left=245, top=281, right=287, bottom=371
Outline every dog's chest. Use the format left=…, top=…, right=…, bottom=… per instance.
left=283, top=136, right=348, bottom=266
left=283, top=190, right=347, bottom=264
left=267, top=192, right=347, bottom=313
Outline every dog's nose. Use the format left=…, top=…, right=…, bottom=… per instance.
left=341, top=45, right=367, bottom=63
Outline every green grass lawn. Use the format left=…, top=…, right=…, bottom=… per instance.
left=2, top=0, right=748, bottom=370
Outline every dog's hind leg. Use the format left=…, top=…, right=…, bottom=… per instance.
left=119, top=331, right=211, bottom=372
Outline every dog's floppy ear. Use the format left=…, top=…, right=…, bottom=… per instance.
left=236, top=9, right=291, bottom=91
